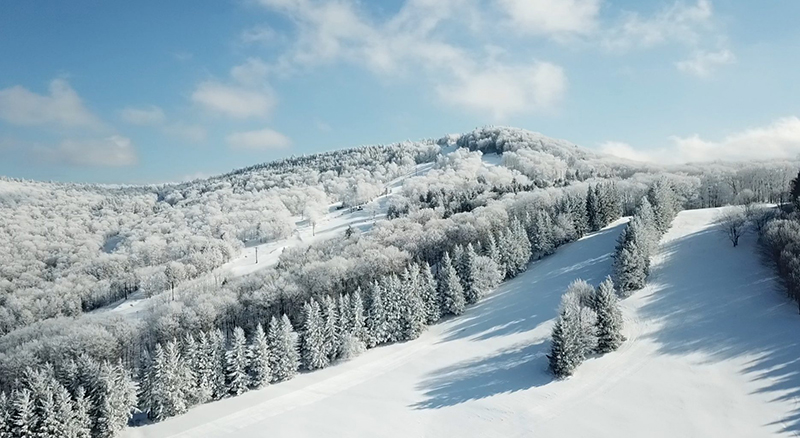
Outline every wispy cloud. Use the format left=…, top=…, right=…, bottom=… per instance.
left=36, top=136, right=138, bottom=167
left=0, top=79, right=103, bottom=129
left=227, top=128, right=291, bottom=151
left=600, top=117, right=800, bottom=163
left=120, top=105, right=166, bottom=125
left=192, top=58, right=275, bottom=119
left=676, top=49, right=735, bottom=77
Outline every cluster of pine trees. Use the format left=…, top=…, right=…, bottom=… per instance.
left=138, top=316, right=300, bottom=422
left=548, top=278, right=625, bottom=378
left=612, top=180, right=678, bottom=296
left=0, top=358, right=136, bottom=438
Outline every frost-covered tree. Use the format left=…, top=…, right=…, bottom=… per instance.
left=548, top=281, right=598, bottom=378
left=350, top=289, right=368, bottom=343
left=366, top=281, right=388, bottom=347
left=210, top=329, right=228, bottom=400
left=528, top=210, right=555, bottom=260
left=87, top=360, right=137, bottom=437
left=719, top=207, right=747, bottom=247
left=467, top=254, right=502, bottom=303
left=248, top=323, right=272, bottom=388
left=484, top=233, right=502, bottom=270
left=592, top=277, right=625, bottom=353
left=144, top=341, right=190, bottom=421
left=226, top=327, right=250, bottom=396
left=418, top=263, right=441, bottom=324
left=0, top=391, right=9, bottom=438
left=613, top=238, right=647, bottom=296
left=438, top=252, right=465, bottom=316
left=400, top=267, right=425, bottom=340
left=268, top=315, right=300, bottom=382
left=322, top=295, right=342, bottom=361
left=648, top=179, right=677, bottom=234
left=587, top=184, right=601, bottom=232
left=10, top=388, right=33, bottom=438
left=301, top=299, right=328, bottom=370
left=72, top=386, right=92, bottom=438
left=190, top=332, right=215, bottom=404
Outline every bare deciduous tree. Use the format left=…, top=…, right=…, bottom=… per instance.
left=719, top=207, right=748, bottom=247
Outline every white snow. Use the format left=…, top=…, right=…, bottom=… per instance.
left=123, top=208, right=800, bottom=438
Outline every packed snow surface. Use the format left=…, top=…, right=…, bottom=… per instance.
left=124, top=207, right=800, bottom=438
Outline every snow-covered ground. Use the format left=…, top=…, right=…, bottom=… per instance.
left=124, top=207, right=800, bottom=438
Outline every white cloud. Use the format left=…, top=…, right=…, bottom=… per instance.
left=164, top=123, right=207, bottom=142
left=600, top=117, right=800, bottom=164
left=255, top=0, right=568, bottom=118
left=676, top=49, right=735, bottom=77
left=39, top=136, right=137, bottom=167
left=226, top=128, right=292, bottom=151
left=120, top=105, right=166, bottom=125
left=240, top=25, right=279, bottom=45
left=603, top=0, right=714, bottom=51
left=192, top=81, right=275, bottom=118
left=0, top=79, right=102, bottom=129
left=496, top=0, right=600, bottom=38
left=230, top=58, right=270, bottom=86
left=438, top=61, right=567, bottom=119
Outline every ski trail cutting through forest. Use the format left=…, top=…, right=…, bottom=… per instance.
left=126, top=208, right=800, bottom=438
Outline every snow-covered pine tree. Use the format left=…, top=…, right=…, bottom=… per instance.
left=192, top=331, right=215, bottom=404
left=648, top=179, right=677, bottom=234
left=570, top=192, right=590, bottom=238
left=498, top=228, right=517, bottom=279
left=268, top=315, right=300, bottom=382
left=438, top=252, right=466, bottom=316
left=350, top=288, right=368, bottom=343
left=88, top=360, right=137, bottom=438
left=226, top=327, right=250, bottom=396
left=605, top=181, right=622, bottom=223
left=72, top=386, right=92, bottom=438
left=366, top=281, right=388, bottom=347
left=301, top=299, right=329, bottom=370
left=527, top=210, right=555, bottom=260
left=586, top=184, right=601, bottom=232
left=53, top=382, right=79, bottom=438
left=248, top=323, right=272, bottom=388
left=452, top=244, right=466, bottom=287
left=322, top=295, right=342, bottom=361
left=418, top=263, right=441, bottom=325
left=613, top=237, right=647, bottom=296
left=210, top=329, right=228, bottom=400
left=593, top=277, right=625, bottom=353
left=180, top=333, right=201, bottom=406
left=10, top=388, right=33, bottom=438
left=462, top=244, right=479, bottom=304
left=145, top=342, right=187, bottom=421
left=400, top=267, right=425, bottom=340
left=0, top=391, right=9, bottom=438
left=484, top=233, right=503, bottom=271
left=468, top=254, right=502, bottom=302
left=381, top=274, right=402, bottom=343
left=338, top=293, right=352, bottom=336
left=30, top=371, right=61, bottom=438
left=511, top=217, right=532, bottom=271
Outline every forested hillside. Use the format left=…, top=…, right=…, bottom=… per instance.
left=0, top=126, right=797, bottom=437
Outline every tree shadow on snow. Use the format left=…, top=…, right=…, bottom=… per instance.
left=441, top=223, right=627, bottom=343
left=411, top=341, right=551, bottom=409
left=638, top=224, right=800, bottom=434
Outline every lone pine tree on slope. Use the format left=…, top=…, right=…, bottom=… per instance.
left=593, top=277, right=625, bottom=353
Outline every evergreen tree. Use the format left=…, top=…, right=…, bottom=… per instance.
left=53, top=383, right=79, bottom=438
left=498, top=228, right=516, bottom=279
left=248, top=323, right=272, bottom=388
left=180, top=333, right=201, bottom=406
left=268, top=315, right=300, bottom=382
left=570, top=193, right=590, bottom=238
left=226, top=327, right=250, bottom=396
left=366, top=281, right=388, bottom=347
left=400, top=267, right=425, bottom=340
left=301, top=299, right=329, bottom=370
left=463, top=244, right=480, bottom=304
left=0, top=391, right=9, bottom=438
left=71, top=387, right=92, bottom=438
left=350, top=289, right=368, bottom=343
left=438, top=252, right=466, bottom=316
left=648, top=179, right=677, bottom=234
left=322, top=295, right=342, bottom=361
left=338, top=294, right=352, bottom=336
left=613, top=238, right=647, bottom=296
left=192, top=331, right=215, bottom=404
left=528, top=210, right=554, bottom=260
left=485, top=233, right=502, bottom=270
left=144, top=342, right=189, bottom=421
left=381, top=274, right=403, bottom=343
left=10, top=388, right=33, bottom=438
left=86, top=360, right=137, bottom=438
left=210, top=329, right=228, bottom=400
left=418, top=263, right=441, bottom=325
left=587, top=184, right=601, bottom=232
left=593, top=277, right=625, bottom=353
left=548, top=293, right=584, bottom=379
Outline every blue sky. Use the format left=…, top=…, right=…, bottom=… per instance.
left=1, top=0, right=799, bottom=183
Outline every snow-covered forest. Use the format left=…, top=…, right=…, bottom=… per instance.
left=1, top=126, right=799, bottom=437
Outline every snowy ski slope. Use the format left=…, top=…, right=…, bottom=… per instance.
left=124, top=207, right=800, bottom=438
